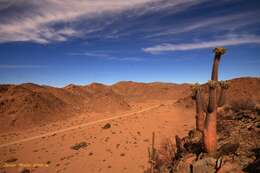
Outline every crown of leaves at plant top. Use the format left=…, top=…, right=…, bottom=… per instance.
left=191, top=83, right=201, bottom=99
left=208, top=80, right=218, bottom=88
left=213, top=47, right=226, bottom=55
left=219, top=80, right=230, bottom=89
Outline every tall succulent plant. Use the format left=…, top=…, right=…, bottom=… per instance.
left=191, top=48, right=227, bottom=154
left=191, top=84, right=205, bottom=132
left=211, top=48, right=226, bottom=81
left=204, top=47, right=226, bottom=154
left=218, top=80, right=230, bottom=107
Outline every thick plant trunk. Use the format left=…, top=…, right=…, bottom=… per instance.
left=211, top=55, right=220, bottom=81
left=218, top=88, right=226, bottom=107
left=208, top=86, right=217, bottom=113
left=203, top=111, right=217, bottom=154
left=196, top=111, right=205, bottom=132
left=204, top=49, right=224, bottom=154
left=204, top=86, right=217, bottom=153
left=196, top=90, right=205, bottom=132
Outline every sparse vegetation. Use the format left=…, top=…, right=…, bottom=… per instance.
left=230, top=99, right=256, bottom=112
left=218, top=80, right=230, bottom=107
left=144, top=48, right=260, bottom=173
left=70, top=141, right=87, bottom=150
left=190, top=48, right=228, bottom=154
left=191, top=83, right=205, bottom=132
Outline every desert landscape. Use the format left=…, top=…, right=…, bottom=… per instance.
left=0, top=75, right=260, bottom=173
left=1, top=1, right=260, bottom=173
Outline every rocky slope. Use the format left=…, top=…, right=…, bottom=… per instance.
left=175, top=77, right=260, bottom=108
left=0, top=77, right=259, bottom=132
left=112, top=81, right=190, bottom=102
left=0, top=83, right=130, bottom=131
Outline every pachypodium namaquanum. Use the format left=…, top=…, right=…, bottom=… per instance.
left=191, top=47, right=229, bottom=154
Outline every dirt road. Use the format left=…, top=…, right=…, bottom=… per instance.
left=0, top=105, right=161, bottom=148
left=0, top=103, right=195, bottom=173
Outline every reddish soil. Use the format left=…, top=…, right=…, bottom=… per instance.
left=0, top=77, right=259, bottom=173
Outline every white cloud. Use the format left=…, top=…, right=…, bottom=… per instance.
left=143, top=36, right=260, bottom=53
left=0, top=65, right=47, bottom=69
left=148, top=11, right=260, bottom=38
left=109, top=57, right=144, bottom=62
left=69, top=51, right=144, bottom=61
left=69, top=52, right=110, bottom=57
left=0, top=0, right=152, bottom=43
left=0, top=0, right=205, bottom=43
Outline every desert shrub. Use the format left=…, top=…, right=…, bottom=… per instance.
left=230, top=99, right=256, bottom=112
left=158, top=138, right=176, bottom=166
left=145, top=138, right=176, bottom=173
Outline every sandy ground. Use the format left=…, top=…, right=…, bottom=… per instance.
left=0, top=101, right=195, bottom=173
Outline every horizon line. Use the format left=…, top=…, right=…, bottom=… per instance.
left=0, top=76, right=258, bottom=88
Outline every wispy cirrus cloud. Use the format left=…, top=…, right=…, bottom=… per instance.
left=69, top=51, right=144, bottom=62
left=1, top=0, right=258, bottom=45
left=0, top=0, right=208, bottom=44
left=147, top=11, right=260, bottom=38
left=143, top=35, right=260, bottom=53
left=0, top=0, right=150, bottom=43
left=69, top=52, right=110, bottom=58
left=0, top=65, right=47, bottom=69
left=109, top=57, right=144, bottom=62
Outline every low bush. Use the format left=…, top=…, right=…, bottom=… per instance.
left=230, top=99, right=256, bottom=112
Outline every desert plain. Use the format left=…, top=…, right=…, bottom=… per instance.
left=0, top=77, right=259, bottom=173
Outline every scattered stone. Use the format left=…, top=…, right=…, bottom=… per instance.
left=104, top=137, right=110, bottom=142
left=188, top=129, right=203, bottom=144
left=247, top=124, right=253, bottom=130
left=102, top=123, right=111, bottom=129
left=70, top=141, right=87, bottom=150
left=5, top=157, right=18, bottom=163
left=120, top=153, right=125, bottom=157
left=20, top=169, right=30, bottom=173
left=116, top=144, right=120, bottom=148
left=145, top=101, right=260, bottom=173
left=143, top=139, right=149, bottom=142
left=217, top=160, right=243, bottom=173
left=89, top=152, right=93, bottom=156
left=243, top=158, right=260, bottom=172
left=255, top=122, right=260, bottom=128
left=218, top=143, right=239, bottom=156
left=175, top=135, right=186, bottom=158
left=174, top=153, right=197, bottom=173
left=255, top=104, right=260, bottom=114
left=192, top=157, right=216, bottom=173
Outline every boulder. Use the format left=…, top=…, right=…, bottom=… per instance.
left=192, top=157, right=216, bottom=173
left=70, top=141, right=88, bottom=150
left=188, top=129, right=203, bottom=144
left=218, top=143, right=239, bottom=156
left=102, top=123, right=111, bottom=129
left=175, top=153, right=197, bottom=173
left=217, top=161, right=243, bottom=173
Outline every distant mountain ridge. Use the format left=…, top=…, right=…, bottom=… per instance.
left=0, top=77, right=259, bottom=131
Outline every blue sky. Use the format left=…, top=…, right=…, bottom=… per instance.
left=0, top=0, right=260, bottom=87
